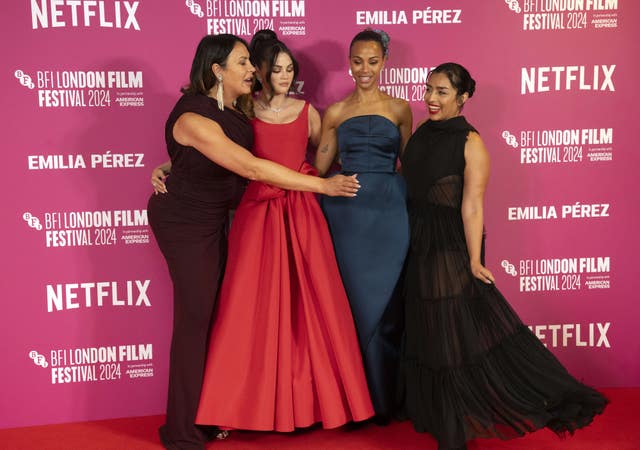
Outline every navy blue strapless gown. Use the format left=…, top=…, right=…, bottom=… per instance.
left=321, top=115, right=409, bottom=418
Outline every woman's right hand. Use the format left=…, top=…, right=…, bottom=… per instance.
left=322, top=174, right=360, bottom=197
left=151, top=166, right=168, bottom=194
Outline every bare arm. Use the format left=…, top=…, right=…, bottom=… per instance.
left=396, top=100, right=413, bottom=157
left=174, top=112, right=359, bottom=196
left=308, top=104, right=322, bottom=148
left=157, top=160, right=172, bottom=173
left=314, top=105, right=340, bottom=176
left=390, top=99, right=413, bottom=175
left=461, top=132, right=495, bottom=284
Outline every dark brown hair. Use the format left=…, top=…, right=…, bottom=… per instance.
left=429, top=62, right=476, bottom=98
left=349, top=28, right=390, bottom=57
left=249, top=29, right=299, bottom=102
left=182, top=34, right=249, bottom=95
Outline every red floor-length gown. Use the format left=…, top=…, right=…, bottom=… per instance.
left=196, top=103, right=374, bottom=431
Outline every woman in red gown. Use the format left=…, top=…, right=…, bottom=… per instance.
left=195, top=31, right=374, bottom=431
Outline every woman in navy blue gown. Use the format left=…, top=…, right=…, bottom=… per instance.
left=316, top=29, right=412, bottom=421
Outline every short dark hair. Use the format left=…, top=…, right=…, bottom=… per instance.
left=429, top=62, right=476, bottom=98
left=182, top=34, right=249, bottom=95
left=249, top=29, right=299, bottom=101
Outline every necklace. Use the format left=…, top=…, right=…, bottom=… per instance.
left=258, top=99, right=289, bottom=114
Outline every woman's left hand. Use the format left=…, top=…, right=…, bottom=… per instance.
left=470, top=261, right=495, bottom=284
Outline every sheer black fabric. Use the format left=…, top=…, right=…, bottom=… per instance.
left=399, top=116, right=607, bottom=448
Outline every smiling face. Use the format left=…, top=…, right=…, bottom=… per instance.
left=214, top=42, right=255, bottom=99
left=260, top=51, right=295, bottom=96
left=349, top=40, right=385, bottom=89
left=424, top=71, right=467, bottom=120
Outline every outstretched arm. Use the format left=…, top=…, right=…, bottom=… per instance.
left=174, top=112, right=359, bottom=196
left=461, top=131, right=495, bottom=284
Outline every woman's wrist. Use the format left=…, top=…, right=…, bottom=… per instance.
left=317, top=178, right=328, bottom=195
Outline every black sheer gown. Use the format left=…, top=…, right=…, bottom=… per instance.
left=399, top=116, right=607, bottom=448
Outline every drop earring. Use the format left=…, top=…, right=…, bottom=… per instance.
left=216, top=75, right=224, bottom=110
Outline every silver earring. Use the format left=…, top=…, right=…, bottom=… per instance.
left=216, top=75, right=224, bottom=110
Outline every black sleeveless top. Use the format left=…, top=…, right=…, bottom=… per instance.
left=401, top=116, right=478, bottom=259
left=164, top=93, right=253, bottom=204
left=401, top=116, right=476, bottom=209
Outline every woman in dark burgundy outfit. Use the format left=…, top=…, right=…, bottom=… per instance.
left=147, top=34, right=360, bottom=450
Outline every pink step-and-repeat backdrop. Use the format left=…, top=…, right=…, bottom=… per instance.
left=1, top=0, right=638, bottom=429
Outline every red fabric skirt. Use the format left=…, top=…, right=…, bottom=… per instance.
left=196, top=166, right=374, bottom=431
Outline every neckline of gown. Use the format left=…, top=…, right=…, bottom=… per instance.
left=253, top=102, right=307, bottom=126
left=338, top=114, right=399, bottom=133
left=424, top=115, right=470, bottom=132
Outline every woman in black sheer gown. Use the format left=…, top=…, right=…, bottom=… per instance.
left=399, top=62, right=607, bottom=450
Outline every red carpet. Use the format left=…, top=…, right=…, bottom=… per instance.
left=1, top=388, right=637, bottom=450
